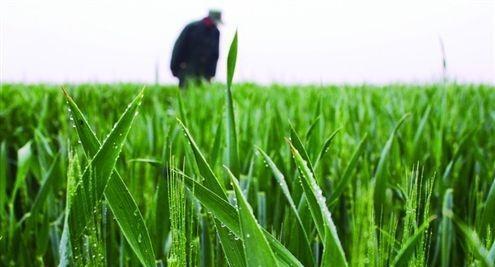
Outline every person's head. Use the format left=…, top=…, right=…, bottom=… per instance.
left=208, top=10, right=222, bottom=26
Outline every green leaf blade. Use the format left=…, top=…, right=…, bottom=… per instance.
left=226, top=168, right=279, bottom=267
left=257, top=147, right=314, bottom=266
left=289, top=142, right=348, bottom=267
left=176, top=169, right=302, bottom=267
left=63, top=88, right=156, bottom=267
left=225, top=31, right=240, bottom=176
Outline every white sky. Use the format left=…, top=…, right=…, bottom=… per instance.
left=1, top=0, right=494, bottom=84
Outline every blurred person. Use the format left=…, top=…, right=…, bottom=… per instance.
left=170, top=10, right=222, bottom=89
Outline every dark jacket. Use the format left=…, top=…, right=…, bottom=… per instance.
left=170, top=18, right=220, bottom=80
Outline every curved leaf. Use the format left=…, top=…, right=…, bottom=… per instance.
left=289, top=142, right=348, bottom=267
left=63, top=88, right=156, bottom=267
left=226, top=168, right=278, bottom=267
left=257, top=147, right=314, bottom=266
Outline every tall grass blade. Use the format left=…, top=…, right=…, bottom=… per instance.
left=257, top=147, right=314, bottom=266
left=177, top=119, right=226, bottom=197
left=226, top=167, right=278, bottom=267
left=225, top=31, right=240, bottom=176
left=176, top=120, right=245, bottom=267
left=180, top=174, right=239, bottom=231
left=226, top=31, right=238, bottom=91
left=440, top=189, right=454, bottom=267
left=63, top=88, right=156, bottom=267
left=289, top=142, right=348, bottom=267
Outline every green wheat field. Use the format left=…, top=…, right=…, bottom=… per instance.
left=1, top=37, right=495, bottom=266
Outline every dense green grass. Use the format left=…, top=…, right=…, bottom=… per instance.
left=2, top=45, right=495, bottom=266
left=2, top=81, right=494, bottom=266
